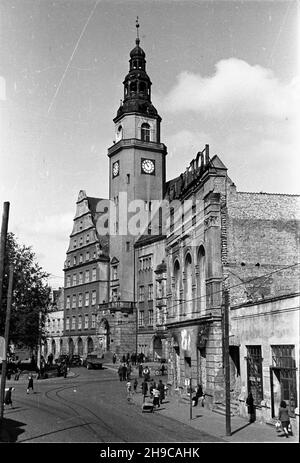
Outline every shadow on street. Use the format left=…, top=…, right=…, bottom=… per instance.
left=0, top=417, right=27, bottom=442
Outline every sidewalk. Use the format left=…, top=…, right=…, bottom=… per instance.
left=105, top=362, right=298, bottom=443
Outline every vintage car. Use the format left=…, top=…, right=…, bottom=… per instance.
left=82, top=352, right=104, bottom=370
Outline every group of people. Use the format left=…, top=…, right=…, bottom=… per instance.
left=117, top=362, right=132, bottom=381
left=3, top=372, right=35, bottom=409
left=113, top=352, right=146, bottom=366
left=140, top=378, right=167, bottom=408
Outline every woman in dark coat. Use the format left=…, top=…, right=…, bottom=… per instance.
left=141, top=379, right=148, bottom=402
left=246, top=392, right=255, bottom=423
left=278, top=400, right=291, bottom=437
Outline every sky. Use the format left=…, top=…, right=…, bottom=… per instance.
left=0, top=0, right=299, bottom=289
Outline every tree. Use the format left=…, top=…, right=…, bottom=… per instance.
left=0, top=233, right=51, bottom=350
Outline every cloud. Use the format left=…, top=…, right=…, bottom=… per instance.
left=161, top=59, right=299, bottom=193
left=162, top=58, right=299, bottom=121
left=22, top=212, right=74, bottom=241
left=0, top=76, right=6, bottom=101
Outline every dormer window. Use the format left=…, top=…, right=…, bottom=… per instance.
left=141, top=123, right=150, bottom=142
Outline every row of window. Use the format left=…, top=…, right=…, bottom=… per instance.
left=66, top=291, right=97, bottom=309
left=66, top=268, right=97, bottom=287
left=246, top=345, right=297, bottom=408
left=138, top=255, right=153, bottom=272
left=66, top=250, right=97, bottom=268
left=116, top=123, right=152, bottom=143
left=73, top=233, right=91, bottom=249
left=138, top=284, right=153, bottom=302
left=138, top=309, right=153, bottom=327
left=46, top=318, right=62, bottom=332
left=65, top=314, right=96, bottom=331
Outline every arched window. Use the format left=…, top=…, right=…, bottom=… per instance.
left=141, top=123, right=150, bottom=142
left=116, top=125, right=123, bottom=142
left=87, top=337, right=94, bottom=354
left=198, top=246, right=206, bottom=314
left=184, top=253, right=193, bottom=315
left=174, top=260, right=181, bottom=319
left=139, top=81, right=146, bottom=94
left=130, top=81, right=137, bottom=93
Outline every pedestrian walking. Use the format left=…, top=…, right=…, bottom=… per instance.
left=27, top=373, right=34, bottom=394
left=118, top=364, right=123, bottom=381
left=278, top=400, right=291, bottom=438
left=122, top=363, right=127, bottom=381
left=112, top=353, right=117, bottom=364
left=192, top=384, right=205, bottom=407
left=141, top=379, right=148, bottom=402
left=133, top=378, right=138, bottom=392
left=4, top=387, right=15, bottom=408
left=14, top=368, right=21, bottom=381
left=246, top=392, right=255, bottom=423
left=157, top=379, right=165, bottom=405
left=149, top=380, right=156, bottom=398
left=127, top=363, right=132, bottom=380
left=63, top=362, right=68, bottom=378
left=138, top=363, right=143, bottom=378
left=161, top=363, right=166, bottom=376
left=152, top=387, right=160, bottom=408
left=126, top=381, right=132, bottom=402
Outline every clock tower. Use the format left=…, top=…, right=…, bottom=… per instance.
left=107, top=19, right=167, bottom=304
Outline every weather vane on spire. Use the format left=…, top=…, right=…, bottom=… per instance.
left=136, top=16, right=140, bottom=43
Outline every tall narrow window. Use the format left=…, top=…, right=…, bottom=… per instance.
left=78, top=293, right=83, bottom=308
left=198, top=246, right=206, bottom=314
left=138, top=310, right=144, bottom=327
left=66, top=296, right=70, bottom=309
left=148, top=284, right=153, bottom=301
left=78, top=315, right=82, bottom=330
left=170, top=207, right=174, bottom=233
left=92, top=290, right=96, bottom=306
left=85, top=292, right=89, bottom=307
left=141, top=123, right=150, bottom=141
left=246, top=346, right=263, bottom=405
left=112, top=265, right=118, bottom=280
left=84, top=315, right=89, bottom=329
left=85, top=270, right=90, bottom=283
left=184, top=253, right=193, bottom=315
left=92, top=268, right=96, bottom=281
left=139, top=286, right=145, bottom=302
left=148, top=309, right=153, bottom=326
left=72, top=294, right=76, bottom=309
left=66, top=318, right=70, bottom=331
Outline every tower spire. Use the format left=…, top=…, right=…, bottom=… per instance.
left=136, top=16, right=140, bottom=45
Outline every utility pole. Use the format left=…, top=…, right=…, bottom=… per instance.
left=189, top=377, right=193, bottom=420
left=0, top=264, right=14, bottom=421
left=0, top=202, right=10, bottom=314
left=223, top=287, right=231, bottom=436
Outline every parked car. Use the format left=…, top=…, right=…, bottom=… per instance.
left=69, top=355, right=82, bottom=367
left=55, top=354, right=69, bottom=365
left=82, top=353, right=103, bottom=370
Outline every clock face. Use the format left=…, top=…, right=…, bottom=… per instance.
left=141, top=158, right=155, bottom=175
left=112, top=161, right=119, bottom=177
